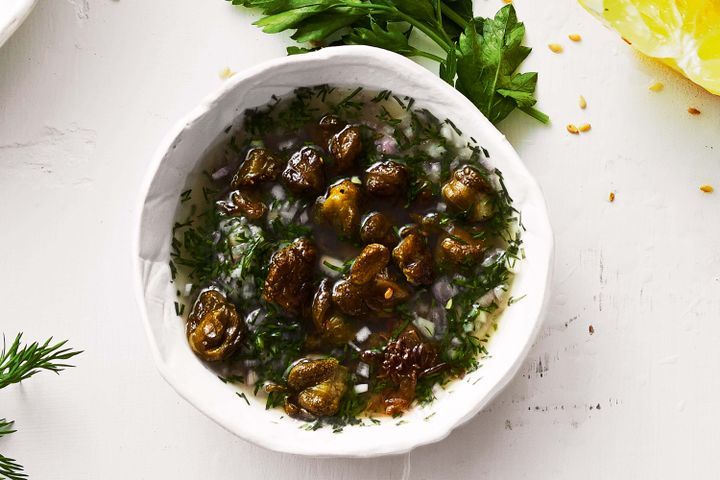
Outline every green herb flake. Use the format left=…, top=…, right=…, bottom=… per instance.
left=236, top=392, right=251, bottom=405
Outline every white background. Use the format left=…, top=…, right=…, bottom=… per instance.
left=1, top=0, right=719, bottom=478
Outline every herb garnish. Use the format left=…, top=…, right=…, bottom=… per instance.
left=227, top=1, right=548, bottom=125
left=171, top=86, right=522, bottom=430
left=0, top=333, right=82, bottom=479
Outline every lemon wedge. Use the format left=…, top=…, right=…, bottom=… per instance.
left=579, top=0, right=720, bottom=95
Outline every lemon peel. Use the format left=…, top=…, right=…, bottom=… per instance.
left=579, top=0, right=720, bottom=95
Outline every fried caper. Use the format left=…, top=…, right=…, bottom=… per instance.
left=186, top=290, right=245, bottom=362
left=216, top=190, right=267, bottom=220
left=231, top=148, right=283, bottom=188
left=365, top=161, right=409, bottom=197
left=441, top=165, right=494, bottom=221
left=315, top=179, right=361, bottom=238
left=364, top=268, right=411, bottom=313
left=282, top=147, right=325, bottom=196
left=286, top=358, right=348, bottom=417
left=312, top=279, right=354, bottom=344
left=328, top=125, right=363, bottom=173
left=360, top=212, right=398, bottom=248
left=392, top=230, right=434, bottom=286
left=349, top=243, right=390, bottom=286
left=436, top=226, right=486, bottom=266
left=331, top=279, right=369, bottom=317
left=263, top=238, right=317, bottom=314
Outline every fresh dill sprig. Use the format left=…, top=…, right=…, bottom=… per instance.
left=0, top=336, right=80, bottom=479
left=0, top=419, right=16, bottom=439
left=0, top=420, right=25, bottom=479
left=0, top=453, right=26, bottom=480
left=0, top=333, right=82, bottom=390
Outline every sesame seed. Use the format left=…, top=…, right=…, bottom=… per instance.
left=384, top=287, right=394, bottom=299
left=579, top=95, right=587, bottom=109
left=688, top=107, right=701, bottom=115
left=700, top=185, right=714, bottom=193
left=548, top=43, right=563, bottom=54
left=568, top=33, right=582, bottom=42
left=566, top=124, right=579, bottom=134
left=609, top=192, right=615, bottom=202
left=219, top=67, right=235, bottom=80
left=648, top=82, right=664, bottom=92
left=589, top=325, right=595, bottom=334
left=579, top=123, right=592, bottom=132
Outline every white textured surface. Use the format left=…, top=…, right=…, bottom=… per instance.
left=0, top=0, right=38, bottom=48
left=0, top=0, right=719, bottom=477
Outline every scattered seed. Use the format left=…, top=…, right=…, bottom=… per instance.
left=700, top=185, right=714, bottom=193
left=384, top=287, right=394, bottom=300
left=566, top=124, right=579, bottom=134
left=548, top=43, right=564, bottom=54
left=688, top=107, right=701, bottom=115
left=502, top=0, right=512, bottom=3
left=219, top=67, right=235, bottom=80
left=579, top=123, right=592, bottom=132
left=569, top=33, right=582, bottom=42
left=648, top=81, right=664, bottom=92
left=589, top=325, right=595, bottom=335
left=579, top=95, right=587, bottom=109
left=609, top=192, right=615, bottom=202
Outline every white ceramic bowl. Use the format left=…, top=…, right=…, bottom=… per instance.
left=133, top=46, right=553, bottom=457
left=0, top=0, right=38, bottom=49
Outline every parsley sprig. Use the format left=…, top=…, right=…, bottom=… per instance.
left=228, top=0, right=548, bottom=125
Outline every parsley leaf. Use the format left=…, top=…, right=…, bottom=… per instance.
left=227, top=1, right=548, bottom=125
left=456, top=7, right=547, bottom=124
left=347, top=21, right=416, bottom=57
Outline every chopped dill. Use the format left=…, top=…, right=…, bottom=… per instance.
left=218, top=374, right=245, bottom=384
left=169, top=85, right=522, bottom=431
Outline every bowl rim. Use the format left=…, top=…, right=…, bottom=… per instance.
left=0, top=0, right=39, bottom=49
left=132, top=45, right=554, bottom=457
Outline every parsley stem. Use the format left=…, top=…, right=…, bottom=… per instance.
left=342, top=1, right=453, bottom=52
left=393, top=10, right=453, bottom=52
left=519, top=106, right=550, bottom=124
left=413, top=49, right=446, bottom=64
left=440, top=2, right=469, bottom=29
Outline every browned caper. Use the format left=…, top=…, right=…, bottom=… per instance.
left=282, top=147, right=325, bottom=196
left=231, top=148, right=283, bottom=188
left=216, top=190, right=267, bottom=220
left=315, top=179, right=362, bottom=238
left=311, top=279, right=354, bottom=345
left=186, top=290, right=245, bottom=362
left=392, top=230, right=434, bottom=286
left=435, top=226, right=486, bottom=266
left=365, top=161, right=409, bottom=197
left=328, top=125, right=363, bottom=173
left=360, top=212, right=398, bottom=248
left=286, top=358, right=348, bottom=417
left=349, top=243, right=390, bottom=286
left=331, top=279, right=369, bottom=317
left=441, top=165, right=494, bottom=221
left=263, top=238, right=317, bottom=314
